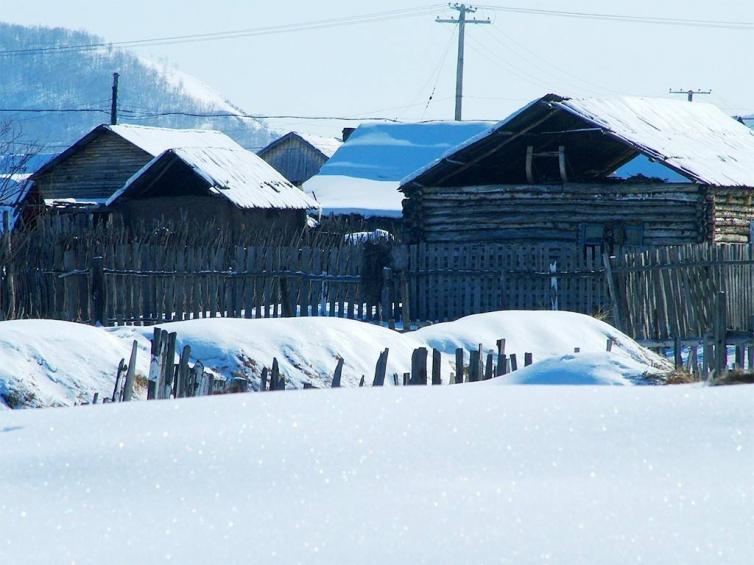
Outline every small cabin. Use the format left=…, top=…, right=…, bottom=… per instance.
left=400, top=94, right=754, bottom=249
left=106, top=145, right=318, bottom=231
left=30, top=124, right=241, bottom=206
left=257, top=131, right=341, bottom=186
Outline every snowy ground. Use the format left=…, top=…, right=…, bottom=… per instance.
left=1, top=385, right=753, bottom=564
left=0, top=312, right=669, bottom=409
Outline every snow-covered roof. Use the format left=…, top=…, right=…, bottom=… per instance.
left=303, top=121, right=492, bottom=214
left=107, top=124, right=242, bottom=156
left=32, top=124, right=244, bottom=179
left=402, top=94, right=754, bottom=189
left=294, top=132, right=342, bottom=158
left=257, top=131, right=342, bottom=160
left=108, top=146, right=318, bottom=210
left=558, top=96, right=754, bottom=187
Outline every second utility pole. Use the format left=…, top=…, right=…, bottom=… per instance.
left=111, top=72, right=120, bottom=125
left=436, top=4, right=490, bottom=121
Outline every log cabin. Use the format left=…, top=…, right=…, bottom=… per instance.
left=257, top=131, right=341, bottom=186
left=105, top=145, right=318, bottom=230
left=30, top=124, right=241, bottom=205
left=400, top=94, right=754, bottom=250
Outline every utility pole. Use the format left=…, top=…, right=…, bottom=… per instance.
left=669, top=88, right=711, bottom=102
left=110, top=72, right=120, bottom=125
left=436, top=4, right=490, bottom=121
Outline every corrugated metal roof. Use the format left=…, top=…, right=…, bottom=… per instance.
left=108, top=146, right=318, bottom=210
left=401, top=94, right=754, bottom=189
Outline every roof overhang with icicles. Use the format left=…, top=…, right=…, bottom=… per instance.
left=401, top=94, right=754, bottom=190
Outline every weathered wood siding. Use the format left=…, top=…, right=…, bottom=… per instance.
left=710, top=188, right=754, bottom=243
left=115, top=196, right=307, bottom=231
left=34, top=132, right=153, bottom=200
left=258, top=138, right=328, bottom=186
left=403, top=183, right=710, bottom=246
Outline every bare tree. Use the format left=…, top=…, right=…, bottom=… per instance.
left=0, top=121, right=40, bottom=232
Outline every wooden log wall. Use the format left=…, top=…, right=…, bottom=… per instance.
left=710, top=188, right=754, bottom=244
left=34, top=131, right=153, bottom=201
left=403, top=183, right=710, bottom=246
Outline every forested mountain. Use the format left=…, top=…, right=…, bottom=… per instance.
left=0, top=22, right=274, bottom=165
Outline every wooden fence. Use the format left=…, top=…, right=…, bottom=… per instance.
left=609, top=244, right=754, bottom=342
left=401, top=243, right=610, bottom=323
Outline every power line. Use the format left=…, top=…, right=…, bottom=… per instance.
left=478, top=5, right=754, bottom=30
left=0, top=106, right=461, bottom=123
left=0, top=6, right=442, bottom=57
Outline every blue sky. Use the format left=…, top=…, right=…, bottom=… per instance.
left=2, top=0, right=752, bottom=136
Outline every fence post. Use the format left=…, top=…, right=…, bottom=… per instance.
left=432, top=348, right=442, bottom=385
left=147, top=328, right=162, bottom=400
left=90, top=256, right=106, bottom=326
left=468, top=347, right=480, bottom=382
left=381, top=267, right=393, bottom=324
left=602, top=252, right=623, bottom=331
left=455, top=348, right=464, bottom=384
left=279, top=276, right=293, bottom=318
left=410, top=347, right=428, bottom=385
left=484, top=351, right=494, bottom=380
left=122, top=340, right=138, bottom=401
left=373, top=348, right=389, bottom=386
left=176, top=345, right=191, bottom=398
left=714, top=291, right=727, bottom=378
left=331, top=357, right=344, bottom=388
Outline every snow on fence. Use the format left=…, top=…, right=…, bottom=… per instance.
left=96, top=330, right=540, bottom=403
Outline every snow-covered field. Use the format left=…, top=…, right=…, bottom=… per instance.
left=2, top=384, right=753, bottom=564
left=0, top=312, right=669, bottom=408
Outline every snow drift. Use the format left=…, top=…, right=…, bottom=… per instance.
left=0, top=311, right=670, bottom=408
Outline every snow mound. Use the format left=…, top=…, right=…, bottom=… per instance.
left=1, top=311, right=669, bottom=408
left=414, top=310, right=660, bottom=367
left=113, top=317, right=421, bottom=391
left=0, top=321, right=148, bottom=409
left=490, top=351, right=649, bottom=386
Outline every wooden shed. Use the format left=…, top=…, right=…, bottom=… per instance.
left=106, top=145, right=318, bottom=230
left=30, top=124, right=241, bottom=205
left=257, top=131, right=341, bottom=186
left=400, top=94, right=754, bottom=248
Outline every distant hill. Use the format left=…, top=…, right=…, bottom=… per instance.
left=0, top=22, right=274, bottom=170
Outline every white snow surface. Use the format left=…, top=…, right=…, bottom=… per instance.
left=306, top=174, right=403, bottom=216
left=108, top=146, right=319, bottom=210
left=0, top=311, right=667, bottom=409
left=2, top=385, right=754, bottom=564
